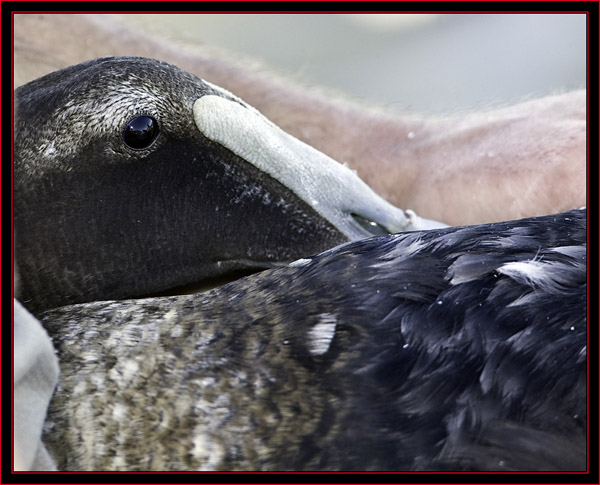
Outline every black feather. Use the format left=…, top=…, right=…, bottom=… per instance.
left=39, top=208, right=587, bottom=471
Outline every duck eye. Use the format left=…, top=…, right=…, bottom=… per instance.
left=123, top=116, right=159, bottom=149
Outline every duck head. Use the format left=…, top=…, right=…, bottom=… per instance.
left=14, top=57, right=444, bottom=312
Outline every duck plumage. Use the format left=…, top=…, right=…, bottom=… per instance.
left=39, top=208, right=586, bottom=471
left=13, top=56, right=587, bottom=472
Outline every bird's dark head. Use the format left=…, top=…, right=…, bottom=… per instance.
left=14, top=56, right=424, bottom=313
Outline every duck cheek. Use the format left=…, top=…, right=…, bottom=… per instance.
left=147, top=139, right=350, bottom=270
left=122, top=141, right=351, bottom=297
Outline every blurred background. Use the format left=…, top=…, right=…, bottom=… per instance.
left=115, top=13, right=586, bottom=115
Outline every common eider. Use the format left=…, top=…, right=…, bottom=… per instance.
left=14, top=56, right=444, bottom=314
left=13, top=57, right=587, bottom=472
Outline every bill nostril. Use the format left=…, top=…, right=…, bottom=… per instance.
left=350, top=213, right=392, bottom=237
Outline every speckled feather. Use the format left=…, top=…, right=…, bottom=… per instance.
left=40, top=208, right=587, bottom=471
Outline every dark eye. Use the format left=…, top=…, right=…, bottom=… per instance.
left=123, top=116, right=159, bottom=150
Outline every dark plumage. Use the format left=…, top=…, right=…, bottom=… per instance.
left=40, top=209, right=587, bottom=471
left=13, top=57, right=586, bottom=472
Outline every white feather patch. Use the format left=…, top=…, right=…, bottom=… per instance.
left=308, top=314, right=338, bottom=355
left=498, top=260, right=579, bottom=294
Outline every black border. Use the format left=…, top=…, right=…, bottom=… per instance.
left=2, top=2, right=598, bottom=485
